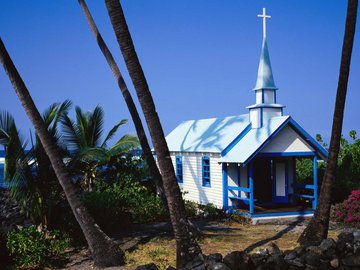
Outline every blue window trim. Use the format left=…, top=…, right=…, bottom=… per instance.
left=202, top=156, right=211, bottom=187
left=175, top=156, right=183, bottom=183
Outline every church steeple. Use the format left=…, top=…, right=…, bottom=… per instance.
left=247, top=8, right=285, bottom=129
left=254, top=38, right=277, bottom=91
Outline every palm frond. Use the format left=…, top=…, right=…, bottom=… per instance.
left=75, top=106, right=89, bottom=148
left=52, top=100, right=72, bottom=132
left=101, top=118, right=128, bottom=148
left=0, top=110, right=16, bottom=144
left=89, top=105, right=104, bottom=147
left=60, top=113, right=81, bottom=152
left=77, top=147, right=109, bottom=162
left=108, top=134, right=139, bottom=156
left=42, top=102, right=60, bottom=128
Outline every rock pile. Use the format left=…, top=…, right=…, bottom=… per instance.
left=0, top=190, right=31, bottom=236
left=137, top=230, right=360, bottom=270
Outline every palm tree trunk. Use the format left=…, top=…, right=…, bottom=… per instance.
left=104, top=1, right=203, bottom=268
left=0, top=38, right=124, bottom=267
left=78, top=0, right=166, bottom=203
left=298, top=0, right=358, bottom=245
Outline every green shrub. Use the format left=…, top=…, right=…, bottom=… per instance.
left=83, top=180, right=166, bottom=231
left=184, top=200, right=198, bottom=217
left=6, top=226, right=70, bottom=269
left=199, top=203, right=224, bottom=219
left=184, top=201, right=224, bottom=219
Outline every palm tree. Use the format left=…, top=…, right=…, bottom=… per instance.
left=0, top=38, right=124, bottom=267
left=61, top=104, right=139, bottom=191
left=104, top=1, right=203, bottom=268
left=0, top=102, right=71, bottom=227
left=78, top=0, right=166, bottom=201
left=298, top=0, right=358, bottom=245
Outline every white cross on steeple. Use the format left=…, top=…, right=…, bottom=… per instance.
left=257, top=7, right=271, bottom=38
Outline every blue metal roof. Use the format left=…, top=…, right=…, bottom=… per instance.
left=165, top=114, right=250, bottom=153
left=165, top=114, right=328, bottom=163
left=220, top=116, right=290, bottom=163
left=253, top=38, right=277, bottom=91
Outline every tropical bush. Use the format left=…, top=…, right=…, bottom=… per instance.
left=296, top=131, right=360, bottom=203
left=184, top=200, right=224, bottom=220
left=0, top=102, right=71, bottom=227
left=332, top=190, right=360, bottom=227
left=6, top=226, right=70, bottom=269
left=83, top=179, right=166, bottom=231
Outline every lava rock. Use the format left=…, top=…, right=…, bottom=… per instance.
left=265, top=254, right=287, bottom=270
left=135, top=263, right=159, bottom=270
left=250, top=254, right=268, bottom=267
left=353, top=231, right=360, bottom=243
left=205, top=253, right=223, bottom=268
left=336, top=232, right=354, bottom=255
left=319, top=238, right=336, bottom=253
left=342, top=255, right=360, bottom=267
left=185, top=254, right=205, bottom=270
left=255, top=248, right=269, bottom=256
left=207, top=262, right=231, bottom=270
left=302, top=251, right=321, bottom=268
left=305, top=246, right=322, bottom=255
left=330, top=258, right=339, bottom=268
left=264, top=243, right=282, bottom=256
left=223, top=251, right=255, bottom=270
left=284, top=252, right=297, bottom=261
left=287, top=258, right=305, bottom=268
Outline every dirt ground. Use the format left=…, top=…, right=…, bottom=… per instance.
left=56, top=218, right=345, bottom=270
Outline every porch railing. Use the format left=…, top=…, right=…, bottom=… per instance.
left=294, top=183, right=317, bottom=209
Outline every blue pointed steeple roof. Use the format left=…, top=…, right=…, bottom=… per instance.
left=253, top=38, right=277, bottom=90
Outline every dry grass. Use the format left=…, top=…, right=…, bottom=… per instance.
left=124, top=222, right=342, bottom=269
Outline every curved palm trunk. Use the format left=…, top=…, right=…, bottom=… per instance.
left=104, top=1, right=203, bottom=268
left=78, top=0, right=165, bottom=202
left=0, top=38, right=124, bottom=267
left=298, top=0, right=358, bottom=245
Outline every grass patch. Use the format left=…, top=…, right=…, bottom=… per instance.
left=124, top=223, right=342, bottom=269
left=125, top=237, right=176, bottom=269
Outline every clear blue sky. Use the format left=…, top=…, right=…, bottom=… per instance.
left=0, top=1, right=359, bottom=146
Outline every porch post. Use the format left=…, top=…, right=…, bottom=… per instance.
left=222, top=163, right=228, bottom=211
left=249, top=162, right=254, bottom=214
left=313, top=155, right=318, bottom=209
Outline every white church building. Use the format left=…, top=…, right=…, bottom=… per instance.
left=164, top=8, right=328, bottom=220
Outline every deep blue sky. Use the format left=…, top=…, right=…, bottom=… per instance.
left=0, top=1, right=359, bottom=146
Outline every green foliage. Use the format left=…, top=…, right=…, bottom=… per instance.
left=334, top=132, right=360, bottom=202
left=184, top=200, right=198, bottom=217
left=297, top=131, right=360, bottom=203
left=0, top=102, right=71, bottom=227
left=296, top=158, right=313, bottom=184
left=6, top=226, right=70, bottom=269
left=61, top=105, right=139, bottom=191
left=83, top=180, right=166, bottom=231
left=184, top=200, right=224, bottom=219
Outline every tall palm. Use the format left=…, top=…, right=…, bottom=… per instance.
left=0, top=102, right=71, bottom=227
left=61, top=105, right=139, bottom=191
left=78, top=0, right=166, bottom=200
left=298, top=0, right=358, bottom=245
left=104, top=1, right=203, bottom=268
left=0, top=38, right=124, bottom=267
